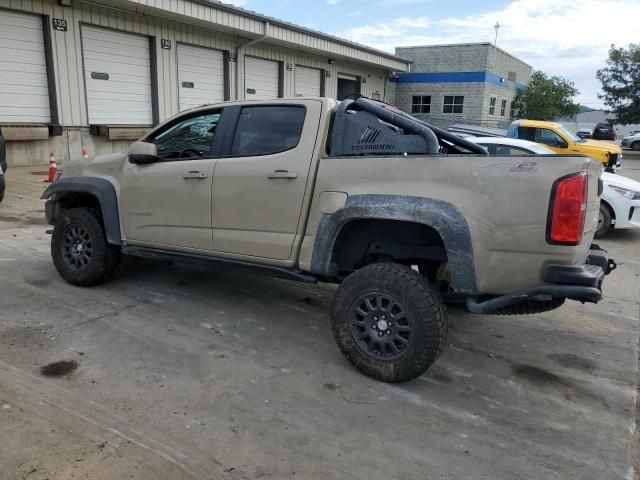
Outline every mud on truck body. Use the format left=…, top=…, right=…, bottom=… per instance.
left=42, top=97, right=615, bottom=382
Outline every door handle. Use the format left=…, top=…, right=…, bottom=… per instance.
left=183, top=171, right=207, bottom=180
left=267, top=170, right=298, bottom=179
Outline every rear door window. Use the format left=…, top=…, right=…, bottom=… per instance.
left=231, top=106, right=306, bottom=156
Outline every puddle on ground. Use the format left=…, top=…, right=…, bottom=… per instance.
left=40, top=360, right=79, bottom=378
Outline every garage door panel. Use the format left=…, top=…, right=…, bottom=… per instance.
left=82, top=26, right=153, bottom=125
left=0, top=36, right=47, bottom=52
left=84, top=62, right=152, bottom=79
left=177, top=44, right=225, bottom=111
left=245, top=57, right=279, bottom=100
left=0, top=11, right=51, bottom=123
left=0, top=109, right=51, bottom=123
left=84, top=48, right=151, bottom=72
left=85, top=81, right=151, bottom=94
left=1, top=49, right=47, bottom=66
left=0, top=12, right=44, bottom=29
left=82, top=27, right=149, bottom=46
left=0, top=82, right=49, bottom=95
left=295, top=66, right=321, bottom=97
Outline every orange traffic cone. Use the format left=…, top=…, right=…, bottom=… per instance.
left=47, top=152, right=57, bottom=183
left=82, top=147, right=89, bottom=160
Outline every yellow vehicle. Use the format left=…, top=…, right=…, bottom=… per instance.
left=507, top=119, right=622, bottom=172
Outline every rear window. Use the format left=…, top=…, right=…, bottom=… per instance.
left=231, top=106, right=306, bottom=156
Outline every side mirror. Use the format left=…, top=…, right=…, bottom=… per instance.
left=128, top=141, right=158, bottom=164
left=557, top=141, right=568, bottom=149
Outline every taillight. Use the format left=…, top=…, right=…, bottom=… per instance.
left=547, top=172, right=588, bottom=245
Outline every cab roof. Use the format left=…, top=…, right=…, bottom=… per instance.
left=512, top=119, right=563, bottom=129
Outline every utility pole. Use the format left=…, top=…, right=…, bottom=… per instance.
left=494, top=21, right=500, bottom=46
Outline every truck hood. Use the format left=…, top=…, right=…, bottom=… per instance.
left=60, top=153, right=127, bottom=179
left=602, top=172, right=640, bottom=191
left=578, top=139, right=621, bottom=154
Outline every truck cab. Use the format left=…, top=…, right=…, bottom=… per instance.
left=507, top=119, right=622, bottom=172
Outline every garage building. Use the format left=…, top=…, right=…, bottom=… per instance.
left=0, top=0, right=409, bottom=166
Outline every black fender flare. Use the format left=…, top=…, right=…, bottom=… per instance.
left=310, top=194, right=477, bottom=293
left=42, top=176, right=121, bottom=246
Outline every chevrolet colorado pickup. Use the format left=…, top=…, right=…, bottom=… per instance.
left=42, top=97, right=615, bottom=382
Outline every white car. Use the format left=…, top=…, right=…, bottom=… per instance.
left=599, top=172, right=640, bottom=236
left=468, top=137, right=640, bottom=237
left=620, top=133, right=640, bottom=151
left=467, top=136, right=561, bottom=155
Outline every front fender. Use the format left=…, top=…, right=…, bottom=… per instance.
left=42, top=176, right=121, bottom=245
left=310, top=194, right=477, bottom=293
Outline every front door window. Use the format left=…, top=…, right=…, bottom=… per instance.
left=153, top=112, right=221, bottom=160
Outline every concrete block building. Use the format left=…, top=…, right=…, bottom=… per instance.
left=0, top=0, right=409, bottom=166
left=392, top=43, right=532, bottom=129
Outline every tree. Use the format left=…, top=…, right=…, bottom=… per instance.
left=596, top=44, right=640, bottom=125
left=511, top=71, right=580, bottom=121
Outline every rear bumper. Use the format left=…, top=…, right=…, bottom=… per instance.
left=466, top=245, right=615, bottom=314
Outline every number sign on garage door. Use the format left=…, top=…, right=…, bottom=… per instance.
left=245, top=57, right=280, bottom=100
left=81, top=26, right=153, bottom=125
left=178, top=44, right=225, bottom=111
left=294, top=65, right=322, bottom=97
left=0, top=11, right=51, bottom=123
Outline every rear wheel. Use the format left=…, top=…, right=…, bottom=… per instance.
left=331, top=263, right=448, bottom=383
left=51, top=207, right=121, bottom=286
left=595, top=203, right=613, bottom=238
left=632, top=141, right=640, bottom=152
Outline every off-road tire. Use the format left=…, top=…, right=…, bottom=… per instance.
left=331, top=263, right=448, bottom=383
left=595, top=203, right=613, bottom=238
left=490, top=297, right=566, bottom=315
left=51, top=207, right=121, bottom=286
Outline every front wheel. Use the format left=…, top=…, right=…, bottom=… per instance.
left=595, top=203, right=613, bottom=238
left=631, top=141, right=640, bottom=152
left=331, top=263, right=448, bottom=383
left=51, top=207, right=121, bottom=286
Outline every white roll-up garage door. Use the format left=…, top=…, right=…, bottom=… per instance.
left=178, top=44, right=225, bottom=111
left=244, top=57, right=280, bottom=100
left=0, top=11, right=51, bottom=123
left=82, top=26, right=153, bottom=125
left=294, top=65, right=322, bottom=97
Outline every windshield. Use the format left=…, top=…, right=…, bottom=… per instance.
left=557, top=125, right=583, bottom=143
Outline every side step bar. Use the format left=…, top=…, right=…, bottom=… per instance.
left=121, top=246, right=318, bottom=284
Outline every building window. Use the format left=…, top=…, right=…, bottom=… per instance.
left=489, top=97, right=497, bottom=115
left=508, top=71, right=517, bottom=82
left=443, top=95, right=464, bottom=114
left=510, top=102, right=516, bottom=118
left=411, top=95, right=431, bottom=114
left=500, top=99, right=507, bottom=116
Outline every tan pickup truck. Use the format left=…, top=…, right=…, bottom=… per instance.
left=42, top=97, right=615, bottom=382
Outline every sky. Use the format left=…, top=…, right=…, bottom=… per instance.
left=224, top=0, right=640, bottom=109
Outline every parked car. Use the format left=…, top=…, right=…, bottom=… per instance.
left=466, top=136, right=555, bottom=155
left=592, top=122, right=616, bottom=140
left=42, top=97, right=615, bottom=383
left=598, top=172, right=640, bottom=237
left=576, top=128, right=592, bottom=139
left=621, top=133, right=640, bottom=151
left=507, top=119, right=623, bottom=172
left=468, top=136, right=640, bottom=238
left=0, top=127, right=6, bottom=203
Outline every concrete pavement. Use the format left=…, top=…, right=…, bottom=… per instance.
left=0, top=164, right=638, bottom=480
